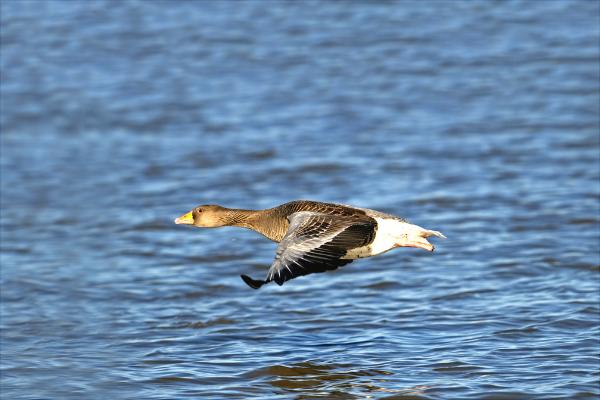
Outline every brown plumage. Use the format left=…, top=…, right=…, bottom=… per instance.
left=174, top=200, right=445, bottom=289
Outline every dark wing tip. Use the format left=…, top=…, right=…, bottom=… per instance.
left=240, top=274, right=267, bottom=290
left=274, top=275, right=286, bottom=286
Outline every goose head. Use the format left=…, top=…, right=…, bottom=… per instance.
left=174, top=205, right=230, bottom=228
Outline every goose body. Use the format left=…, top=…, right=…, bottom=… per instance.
left=174, top=200, right=445, bottom=289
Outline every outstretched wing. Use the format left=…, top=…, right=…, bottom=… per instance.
left=264, top=211, right=376, bottom=286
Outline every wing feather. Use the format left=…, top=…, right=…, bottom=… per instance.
left=265, top=211, right=376, bottom=285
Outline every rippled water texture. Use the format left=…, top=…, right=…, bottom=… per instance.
left=1, top=1, right=599, bottom=399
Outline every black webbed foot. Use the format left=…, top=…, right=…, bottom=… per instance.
left=240, top=274, right=267, bottom=289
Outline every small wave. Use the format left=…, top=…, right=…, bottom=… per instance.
left=494, top=325, right=539, bottom=337
left=430, top=360, right=484, bottom=373
left=145, top=375, right=203, bottom=384
left=172, top=318, right=237, bottom=330
left=432, top=288, right=496, bottom=301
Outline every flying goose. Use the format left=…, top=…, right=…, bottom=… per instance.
left=174, top=200, right=445, bottom=289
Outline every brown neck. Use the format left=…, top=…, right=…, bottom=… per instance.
left=222, top=208, right=287, bottom=242
left=220, top=208, right=257, bottom=227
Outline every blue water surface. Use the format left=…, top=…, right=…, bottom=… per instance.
left=1, top=1, right=599, bottom=399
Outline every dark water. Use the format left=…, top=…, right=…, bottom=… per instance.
left=1, top=1, right=599, bottom=399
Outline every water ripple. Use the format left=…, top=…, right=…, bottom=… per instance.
left=1, top=1, right=598, bottom=399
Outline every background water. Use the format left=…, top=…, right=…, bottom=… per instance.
left=1, top=1, right=599, bottom=399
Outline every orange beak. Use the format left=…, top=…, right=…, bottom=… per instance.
left=174, top=211, right=194, bottom=225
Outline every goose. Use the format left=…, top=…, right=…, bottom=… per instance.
left=174, top=200, right=445, bottom=289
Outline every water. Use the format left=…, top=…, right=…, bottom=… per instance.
left=1, top=1, right=599, bottom=399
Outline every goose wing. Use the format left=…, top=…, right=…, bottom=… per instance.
left=241, top=211, right=376, bottom=288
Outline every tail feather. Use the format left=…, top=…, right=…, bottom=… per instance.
left=422, top=229, right=446, bottom=239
